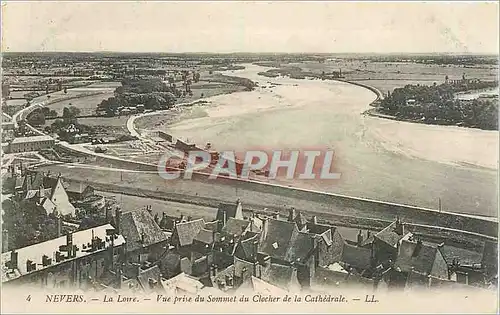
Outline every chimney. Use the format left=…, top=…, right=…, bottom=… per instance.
left=288, top=208, right=296, bottom=222
left=273, top=211, right=280, bottom=220
left=262, top=255, right=271, bottom=269
left=253, top=239, right=259, bottom=261
left=261, top=218, right=269, bottom=239
left=312, top=215, right=318, bottom=225
left=57, top=216, right=62, bottom=237
left=38, top=185, right=43, bottom=202
left=66, top=232, right=73, bottom=248
left=357, top=230, right=364, bottom=246
left=210, top=264, right=217, bottom=277
left=2, top=229, right=8, bottom=252
left=115, top=209, right=122, bottom=234
left=105, top=207, right=112, bottom=223
left=10, top=250, right=18, bottom=269
left=395, top=216, right=404, bottom=235
left=412, top=239, right=423, bottom=257
left=135, top=263, right=142, bottom=277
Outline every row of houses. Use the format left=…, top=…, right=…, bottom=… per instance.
left=2, top=197, right=497, bottom=295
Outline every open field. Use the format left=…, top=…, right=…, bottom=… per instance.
left=84, top=81, right=122, bottom=89
left=46, top=91, right=114, bottom=116
left=282, top=60, right=498, bottom=94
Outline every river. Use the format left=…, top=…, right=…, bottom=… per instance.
left=162, top=64, right=498, bottom=217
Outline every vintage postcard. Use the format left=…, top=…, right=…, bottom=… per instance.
left=0, top=1, right=498, bottom=314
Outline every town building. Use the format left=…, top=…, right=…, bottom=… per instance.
left=1, top=224, right=125, bottom=289
left=8, top=135, right=55, bottom=153
left=5, top=169, right=77, bottom=217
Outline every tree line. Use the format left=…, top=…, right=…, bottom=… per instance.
left=379, top=80, right=498, bottom=130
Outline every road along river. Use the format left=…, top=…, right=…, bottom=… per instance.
left=145, top=64, right=498, bottom=217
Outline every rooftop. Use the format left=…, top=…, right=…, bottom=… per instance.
left=1, top=224, right=125, bottom=283
left=10, top=135, right=54, bottom=144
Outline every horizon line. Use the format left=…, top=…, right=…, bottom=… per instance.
left=2, top=51, right=499, bottom=56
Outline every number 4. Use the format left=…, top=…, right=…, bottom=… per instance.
left=26, top=295, right=31, bottom=302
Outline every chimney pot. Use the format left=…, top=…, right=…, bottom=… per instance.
left=312, top=216, right=318, bottom=225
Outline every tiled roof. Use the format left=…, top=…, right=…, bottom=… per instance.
left=374, top=220, right=405, bottom=247
left=394, top=240, right=440, bottom=275
left=360, top=233, right=375, bottom=247
left=120, top=210, right=168, bottom=252
left=406, top=270, right=430, bottom=288
left=136, top=265, right=163, bottom=294
left=204, top=220, right=219, bottom=231
left=238, top=233, right=259, bottom=259
left=234, top=256, right=254, bottom=279
left=258, top=219, right=299, bottom=261
left=162, top=252, right=181, bottom=271
left=259, top=219, right=317, bottom=264
left=194, top=228, right=215, bottom=245
left=261, top=263, right=297, bottom=291
left=174, top=218, right=206, bottom=247
left=222, top=218, right=250, bottom=236
left=22, top=172, right=44, bottom=191
left=159, top=214, right=177, bottom=231
left=64, top=181, right=90, bottom=194
left=285, top=232, right=315, bottom=263
left=294, top=212, right=308, bottom=229
left=341, top=243, right=372, bottom=270
left=217, top=202, right=240, bottom=219
left=313, top=266, right=350, bottom=289
left=307, top=223, right=336, bottom=246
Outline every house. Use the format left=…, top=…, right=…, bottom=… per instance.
left=306, top=217, right=344, bottom=267
left=258, top=218, right=319, bottom=289
left=8, top=135, right=55, bottom=153
left=1, top=224, right=125, bottom=289
left=311, top=263, right=376, bottom=293
left=117, top=209, right=168, bottom=263
left=221, top=217, right=253, bottom=237
left=216, top=200, right=243, bottom=231
left=341, top=242, right=372, bottom=272
left=171, top=218, right=206, bottom=249
left=258, top=218, right=300, bottom=263
left=18, top=173, right=76, bottom=217
left=392, top=238, right=449, bottom=289
left=64, top=182, right=95, bottom=201
left=287, top=208, right=308, bottom=231
left=98, top=263, right=165, bottom=294
left=261, top=262, right=301, bottom=292
left=371, top=217, right=410, bottom=265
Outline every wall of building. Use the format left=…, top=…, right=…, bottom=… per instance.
left=9, top=139, right=55, bottom=153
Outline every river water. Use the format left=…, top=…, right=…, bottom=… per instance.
left=164, top=64, right=498, bottom=217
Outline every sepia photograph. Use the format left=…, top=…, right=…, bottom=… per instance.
left=0, top=1, right=498, bottom=313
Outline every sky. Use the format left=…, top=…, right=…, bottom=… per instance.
left=1, top=1, right=499, bottom=54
